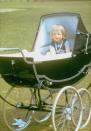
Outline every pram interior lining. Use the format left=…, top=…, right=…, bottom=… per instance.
left=0, top=51, right=72, bottom=62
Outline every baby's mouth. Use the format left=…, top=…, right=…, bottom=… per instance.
left=55, top=39, right=60, bottom=42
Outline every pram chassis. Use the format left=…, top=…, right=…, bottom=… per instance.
left=0, top=48, right=91, bottom=131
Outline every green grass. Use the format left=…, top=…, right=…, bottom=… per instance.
left=0, top=1, right=91, bottom=131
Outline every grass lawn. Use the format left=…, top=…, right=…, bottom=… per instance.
left=0, top=0, right=91, bottom=131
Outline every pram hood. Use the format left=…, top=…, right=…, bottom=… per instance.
left=33, top=12, right=88, bottom=56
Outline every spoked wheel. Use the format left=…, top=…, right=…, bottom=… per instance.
left=3, top=87, right=33, bottom=131
left=32, top=89, right=53, bottom=123
left=52, top=86, right=83, bottom=131
left=73, top=88, right=91, bottom=129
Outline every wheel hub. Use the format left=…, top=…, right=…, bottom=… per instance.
left=64, top=107, right=72, bottom=120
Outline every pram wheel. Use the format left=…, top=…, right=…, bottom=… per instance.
left=3, top=87, right=32, bottom=131
left=32, top=89, right=52, bottom=123
left=73, top=88, right=91, bottom=129
left=52, top=86, right=83, bottom=131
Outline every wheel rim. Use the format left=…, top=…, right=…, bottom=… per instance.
left=52, top=86, right=83, bottom=131
left=73, top=88, right=91, bottom=129
left=3, top=87, right=32, bottom=131
left=32, top=89, right=52, bottom=123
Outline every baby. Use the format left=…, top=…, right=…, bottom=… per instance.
left=47, top=25, right=70, bottom=54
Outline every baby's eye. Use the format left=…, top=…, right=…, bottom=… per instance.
left=58, top=33, right=61, bottom=35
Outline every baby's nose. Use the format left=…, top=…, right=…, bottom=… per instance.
left=55, top=34, right=59, bottom=37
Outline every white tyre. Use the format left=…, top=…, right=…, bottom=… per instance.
left=52, top=86, right=83, bottom=131
left=3, top=87, right=32, bottom=131
left=73, top=88, right=91, bottom=129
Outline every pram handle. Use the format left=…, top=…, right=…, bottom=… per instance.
left=0, top=48, right=33, bottom=64
left=76, top=31, right=91, bottom=36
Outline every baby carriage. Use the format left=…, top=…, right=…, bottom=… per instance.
left=0, top=12, right=91, bottom=131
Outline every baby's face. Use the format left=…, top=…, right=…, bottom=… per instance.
left=51, top=30, right=63, bottom=43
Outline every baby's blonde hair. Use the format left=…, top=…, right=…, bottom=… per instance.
left=50, top=25, right=66, bottom=39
